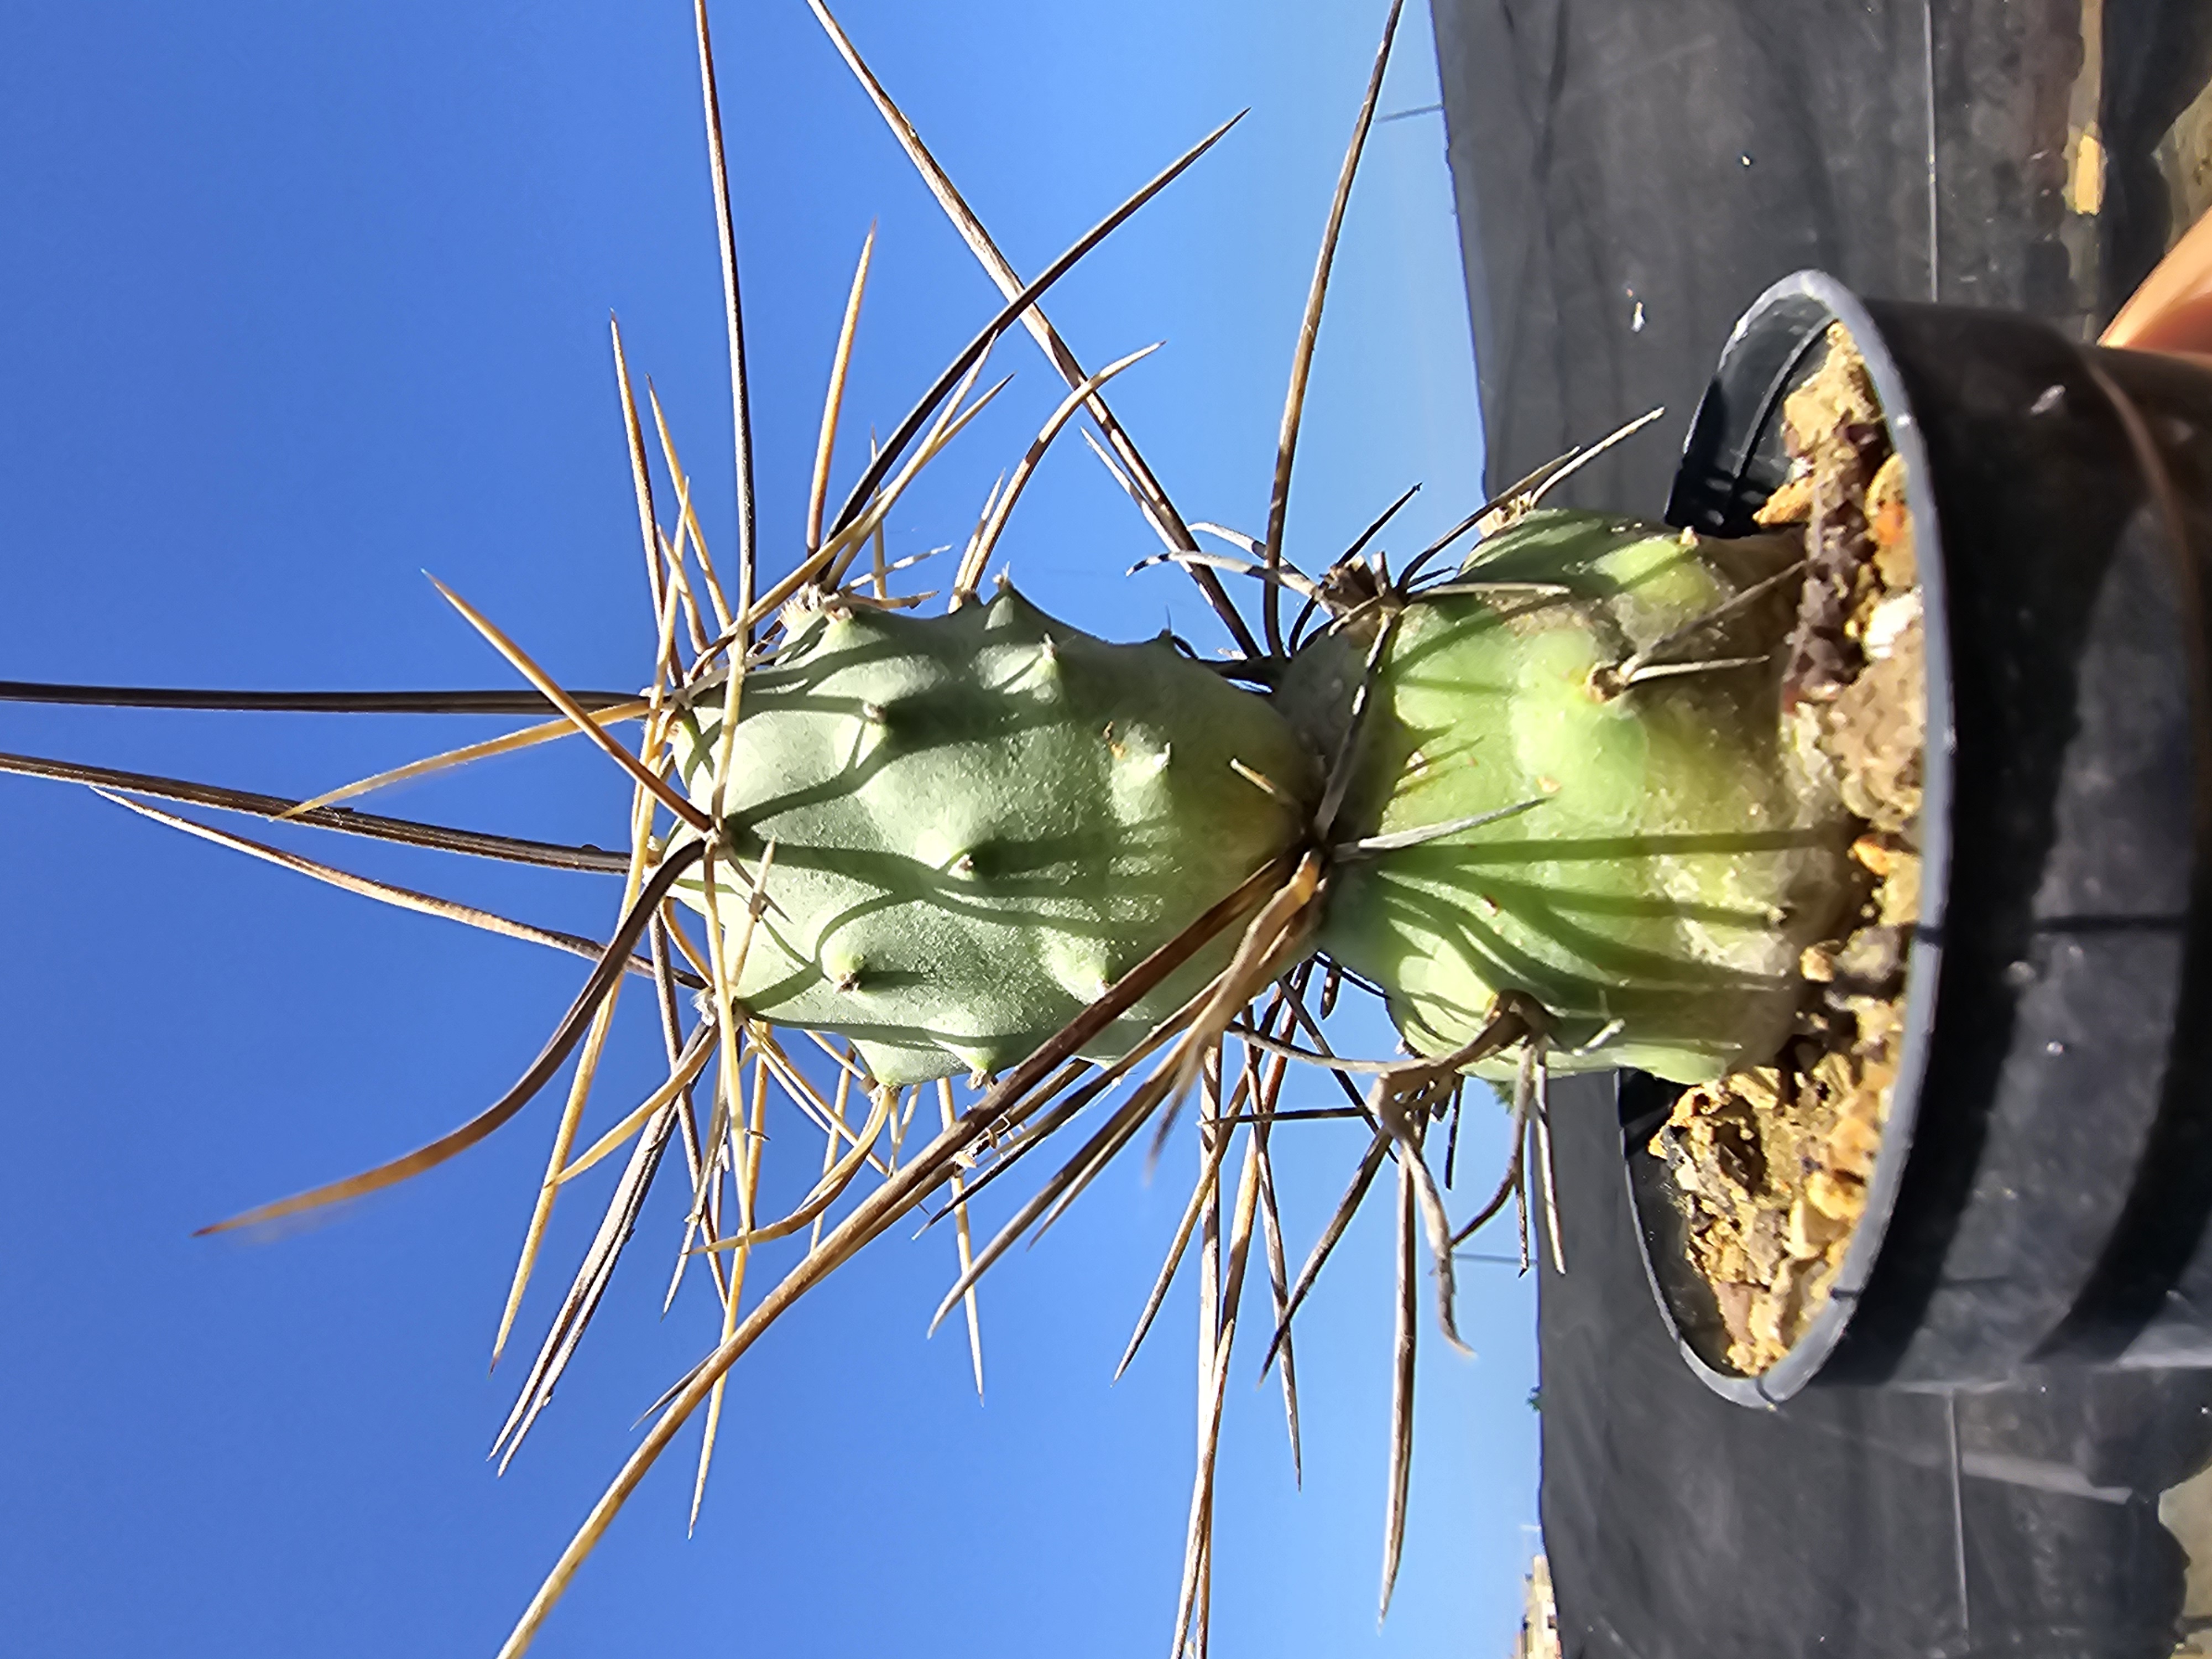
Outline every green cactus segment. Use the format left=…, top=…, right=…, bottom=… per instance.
left=1282, top=509, right=1846, bottom=1084
left=667, top=586, right=1317, bottom=1086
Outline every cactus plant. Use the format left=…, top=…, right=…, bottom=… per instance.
left=658, top=509, right=1840, bottom=1096
left=666, top=584, right=1318, bottom=1086
left=1280, top=508, right=1845, bottom=1086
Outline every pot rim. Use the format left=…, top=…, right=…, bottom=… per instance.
left=1626, top=269, right=1958, bottom=1407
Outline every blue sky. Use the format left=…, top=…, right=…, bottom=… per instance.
left=0, top=3, right=1533, bottom=1655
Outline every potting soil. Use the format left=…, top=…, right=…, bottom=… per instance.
left=1653, top=328, right=1925, bottom=1373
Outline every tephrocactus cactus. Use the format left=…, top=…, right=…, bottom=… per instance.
left=668, top=583, right=1317, bottom=1084
left=664, top=508, right=1843, bottom=1093
left=1281, top=508, right=1847, bottom=1084
left=0, top=3, right=1865, bottom=1657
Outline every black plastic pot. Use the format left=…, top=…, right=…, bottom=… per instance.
left=1622, top=270, right=2212, bottom=1405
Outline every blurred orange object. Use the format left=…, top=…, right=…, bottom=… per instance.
left=2101, top=205, right=2212, bottom=363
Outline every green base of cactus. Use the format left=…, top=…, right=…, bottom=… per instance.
left=1284, top=510, right=1849, bottom=1084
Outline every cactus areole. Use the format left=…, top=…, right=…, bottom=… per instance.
left=670, top=508, right=1846, bottom=1089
